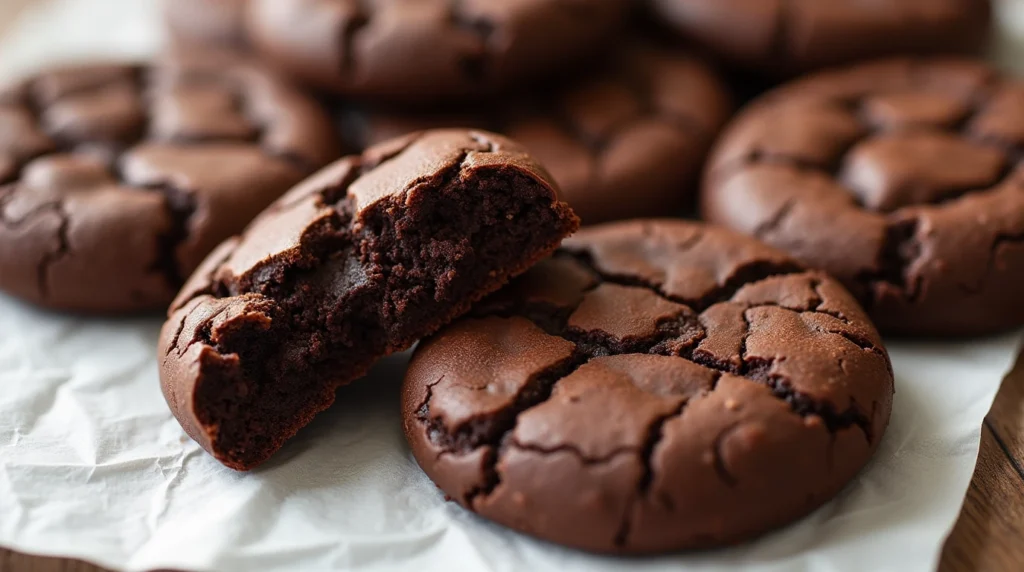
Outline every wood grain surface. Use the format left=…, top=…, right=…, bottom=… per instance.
left=940, top=350, right=1024, bottom=572
left=0, top=0, right=1022, bottom=570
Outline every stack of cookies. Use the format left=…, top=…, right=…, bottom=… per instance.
left=1, top=0, right=1016, bottom=555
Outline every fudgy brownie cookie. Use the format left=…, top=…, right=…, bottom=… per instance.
left=703, top=58, right=1024, bottom=336
left=648, top=0, right=991, bottom=77
left=246, top=0, right=627, bottom=101
left=403, top=220, right=893, bottom=553
left=340, top=44, right=733, bottom=224
left=0, top=52, right=338, bottom=313
left=165, top=0, right=249, bottom=48
left=160, top=129, right=579, bottom=470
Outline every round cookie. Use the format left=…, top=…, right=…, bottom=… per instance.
left=341, top=44, right=733, bottom=224
left=402, top=220, right=894, bottom=553
left=702, top=58, right=1024, bottom=336
left=246, top=0, right=627, bottom=101
left=0, top=52, right=339, bottom=313
left=648, top=0, right=991, bottom=77
left=165, top=0, right=249, bottom=48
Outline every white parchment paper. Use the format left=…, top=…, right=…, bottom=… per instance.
left=1, top=1, right=1023, bottom=571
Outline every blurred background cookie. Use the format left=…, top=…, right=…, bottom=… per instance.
left=648, top=0, right=992, bottom=77
left=245, top=0, right=628, bottom=102
left=702, top=57, right=1024, bottom=336
left=0, top=50, right=338, bottom=313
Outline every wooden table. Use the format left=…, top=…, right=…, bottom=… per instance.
left=1, top=0, right=1023, bottom=570
left=939, top=348, right=1024, bottom=572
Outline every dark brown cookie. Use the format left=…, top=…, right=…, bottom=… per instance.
left=702, top=58, right=1024, bottom=336
left=341, top=44, right=733, bottom=224
left=648, top=0, right=991, bottom=77
left=403, top=220, right=893, bottom=553
left=165, top=0, right=249, bottom=48
left=0, top=52, right=339, bottom=313
left=245, top=0, right=627, bottom=101
left=159, top=129, right=580, bottom=470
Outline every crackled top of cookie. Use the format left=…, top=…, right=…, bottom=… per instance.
left=404, top=220, right=893, bottom=553
left=347, top=44, right=732, bottom=223
left=171, top=129, right=559, bottom=313
left=247, top=0, right=627, bottom=99
left=650, top=0, right=990, bottom=76
left=0, top=51, right=339, bottom=311
left=0, top=51, right=335, bottom=186
left=703, top=58, right=1024, bottom=335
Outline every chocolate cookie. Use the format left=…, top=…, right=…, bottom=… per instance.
left=165, top=0, right=249, bottom=48
left=702, top=58, right=1024, bottom=336
left=246, top=0, right=627, bottom=101
left=648, top=0, right=991, bottom=77
left=403, top=220, right=893, bottom=553
left=159, top=129, right=579, bottom=470
left=0, top=52, right=338, bottom=313
left=341, top=44, right=733, bottom=224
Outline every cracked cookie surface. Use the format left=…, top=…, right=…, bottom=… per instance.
left=702, top=58, right=1024, bottom=336
left=246, top=0, right=627, bottom=101
left=159, top=129, right=579, bottom=470
left=402, top=219, right=893, bottom=553
left=0, top=51, right=339, bottom=313
left=342, top=43, right=733, bottom=224
left=648, top=0, right=990, bottom=77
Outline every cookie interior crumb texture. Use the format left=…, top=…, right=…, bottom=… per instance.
left=403, top=220, right=894, bottom=553
left=160, top=129, right=579, bottom=470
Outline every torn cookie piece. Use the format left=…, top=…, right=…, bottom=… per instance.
left=160, top=129, right=580, bottom=470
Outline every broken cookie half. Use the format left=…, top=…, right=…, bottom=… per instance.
left=159, top=129, right=579, bottom=470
